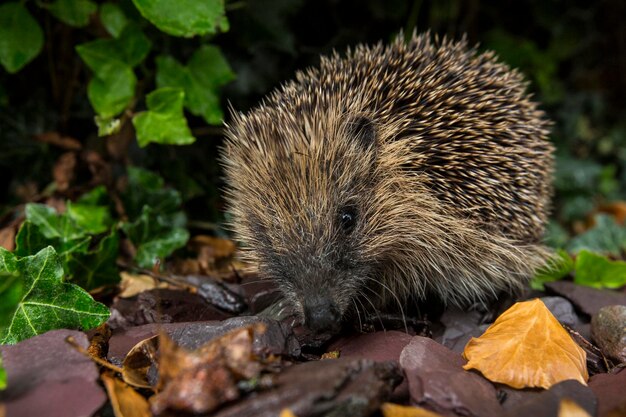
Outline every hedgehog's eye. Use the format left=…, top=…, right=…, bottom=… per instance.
left=339, top=206, right=357, bottom=234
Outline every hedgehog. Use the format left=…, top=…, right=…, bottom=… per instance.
left=220, top=32, right=554, bottom=333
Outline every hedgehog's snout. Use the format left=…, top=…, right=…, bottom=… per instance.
left=303, top=295, right=342, bottom=334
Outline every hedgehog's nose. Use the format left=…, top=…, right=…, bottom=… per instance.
left=304, top=298, right=342, bottom=334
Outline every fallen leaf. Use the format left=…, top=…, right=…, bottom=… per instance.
left=118, top=272, right=167, bottom=298
left=33, top=132, right=82, bottom=150
left=53, top=152, right=77, bottom=192
left=463, top=299, right=588, bottom=389
left=598, top=201, right=626, bottom=225
left=381, top=403, right=444, bottom=417
left=101, top=373, right=151, bottom=417
left=189, top=235, right=236, bottom=259
left=558, top=398, right=592, bottom=417
left=150, top=323, right=268, bottom=415
left=122, top=335, right=159, bottom=389
left=0, top=225, right=16, bottom=251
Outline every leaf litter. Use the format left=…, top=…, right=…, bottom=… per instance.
left=2, top=194, right=626, bottom=416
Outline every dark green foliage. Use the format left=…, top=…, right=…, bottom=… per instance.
left=0, top=247, right=110, bottom=345
left=121, top=167, right=189, bottom=269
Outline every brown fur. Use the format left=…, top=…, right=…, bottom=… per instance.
left=220, top=32, right=554, bottom=322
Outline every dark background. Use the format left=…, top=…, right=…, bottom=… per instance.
left=1, top=0, right=625, bottom=240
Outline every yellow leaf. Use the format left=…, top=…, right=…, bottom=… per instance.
left=280, top=409, right=298, bottom=417
left=101, top=373, right=151, bottom=417
left=463, top=299, right=588, bottom=389
left=380, top=403, right=444, bottom=417
left=558, top=399, right=592, bottom=417
left=118, top=272, right=167, bottom=298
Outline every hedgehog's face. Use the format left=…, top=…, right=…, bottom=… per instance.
left=223, top=114, right=381, bottom=334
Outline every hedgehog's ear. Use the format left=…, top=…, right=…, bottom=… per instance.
left=345, top=115, right=377, bottom=153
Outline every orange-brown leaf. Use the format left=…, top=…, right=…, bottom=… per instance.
left=122, top=335, right=159, bottom=389
left=101, top=373, right=151, bottom=417
left=463, top=298, right=588, bottom=389
left=381, top=403, right=444, bottom=417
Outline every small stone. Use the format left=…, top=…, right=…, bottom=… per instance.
left=591, top=305, right=626, bottom=363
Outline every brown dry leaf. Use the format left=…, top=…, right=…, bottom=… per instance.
left=463, top=298, right=588, bottom=389
left=558, top=398, right=593, bottom=417
left=188, top=235, right=237, bottom=275
left=150, top=323, right=267, bottom=415
left=0, top=225, right=16, bottom=251
left=381, top=403, right=444, bottom=417
left=122, top=335, right=159, bottom=389
left=53, top=152, right=77, bottom=192
left=189, top=235, right=236, bottom=259
left=598, top=202, right=626, bottom=225
left=118, top=272, right=168, bottom=298
left=101, top=373, right=151, bottom=417
left=34, top=132, right=82, bottom=150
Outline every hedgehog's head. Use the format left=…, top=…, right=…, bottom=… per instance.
left=222, top=109, right=394, bottom=333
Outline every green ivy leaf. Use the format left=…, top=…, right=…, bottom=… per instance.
left=15, top=220, right=91, bottom=266
left=68, top=232, right=120, bottom=290
left=132, top=87, right=195, bottom=147
left=123, top=167, right=181, bottom=217
left=530, top=250, right=574, bottom=290
left=76, top=185, right=109, bottom=206
left=567, top=214, right=626, bottom=257
left=116, top=24, right=152, bottom=67
left=15, top=201, right=119, bottom=290
left=76, top=26, right=150, bottom=119
left=574, top=250, right=626, bottom=289
left=131, top=0, right=226, bottom=37
left=66, top=201, right=112, bottom=235
left=0, top=247, right=110, bottom=345
left=122, top=208, right=189, bottom=268
left=100, top=3, right=128, bottom=37
left=120, top=167, right=189, bottom=268
left=156, top=45, right=234, bottom=124
left=0, top=2, right=44, bottom=73
left=0, top=271, right=23, bottom=328
left=87, top=62, right=137, bottom=118
left=47, top=0, right=98, bottom=27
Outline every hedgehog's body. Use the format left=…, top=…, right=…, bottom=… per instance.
left=222, top=33, right=554, bottom=333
